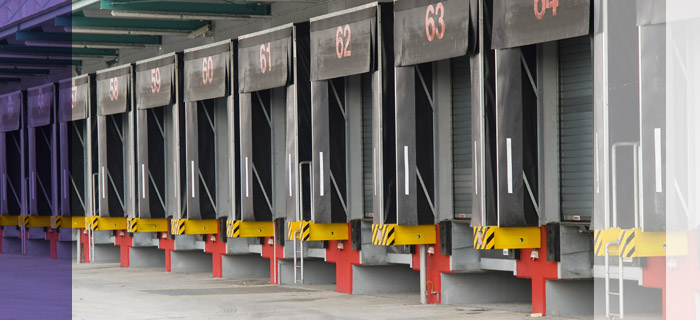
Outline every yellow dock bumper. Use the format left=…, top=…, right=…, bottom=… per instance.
left=287, top=221, right=307, bottom=241
left=285, top=221, right=348, bottom=241
left=472, top=226, right=541, bottom=250
left=0, top=215, right=20, bottom=226
left=170, top=219, right=218, bottom=235
left=371, top=224, right=436, bottom=246
left=127, top=218, right=168, bottom=233
left=306, top=222, right=348, bottom=241
left=51, top=216, right=85, bottom=229
left=86, top=216, right=127, bottom=231
left=594, top=228, right=687, bottom=257
left=20, top=215, right=53, bottom=228
left=226, top=220, right=274, bottom=238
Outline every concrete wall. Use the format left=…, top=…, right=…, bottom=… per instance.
left=222, top=254, right=269, bottom=280
left=546, top=279, right=593, bottom=317
left=441, top=272, right=531, bottom=305
left=278, top=259, right=336, bottom=285
left=352, top=264, right=420, bottom=295
left=129, top=247, right=166, bottom=268
left=170, top=251, right=212, bottom=274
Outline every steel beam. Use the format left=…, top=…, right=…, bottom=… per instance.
left=0, top=68, right=49, bottom=75
left=16, top=31, right=161, bottom=45
left=0, top=77, right=21, bottom=82
left=0, top=0, right=100, bottom=40
left=101, top=0, right=270, bottom=16
left=0, top=57, right=80, bottom=66
left=0, top=45, right=118, bottom=57
left=55, top=16, right=208, bottom=33
left=226, top=220, right=274, bottom=238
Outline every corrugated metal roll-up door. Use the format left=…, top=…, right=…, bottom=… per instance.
left=451, top=55, right=472, bottom=219
left=559, top=36, right=594, bottom=221
left=362, top=73, right=373, bottom=217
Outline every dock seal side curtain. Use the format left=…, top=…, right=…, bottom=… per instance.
left=637, top=4, right=666, bottom=231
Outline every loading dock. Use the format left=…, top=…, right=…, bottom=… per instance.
left=56, top=75, right=94, bottom=260
left=236, top=23, right=322, bottom=285
left=166, top=40, right=235, bottom=277
left=91, top=64, right=135, bottom=263
left=0, top=91, right=24, bottom=254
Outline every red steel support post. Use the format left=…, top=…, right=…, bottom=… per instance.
left=204, top=220, right=226, bottom=278
left=516, top=227, right=559, bottom=315
left=46, top=229, right=59, bottom=259
left=325, top=224, right=360, bottom=294
left=114, top=231, right=132, bottom=268
left=411, top=225, right=452, bottom=304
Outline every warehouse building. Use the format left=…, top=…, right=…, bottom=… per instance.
left=0, top=0, right=698, bottom=318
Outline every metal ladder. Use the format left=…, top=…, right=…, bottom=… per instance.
left=605, top=241, right=624, bottom=319
left=292, top=229, right=304, bottom=284
left=291, top=161, right=312, bottom=284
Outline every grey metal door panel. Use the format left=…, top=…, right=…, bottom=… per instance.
left=451, top=55, right=472, bottom=219
left=361, top=73, right=373, bottom=218
left=559, top=36, right=594, bottom=222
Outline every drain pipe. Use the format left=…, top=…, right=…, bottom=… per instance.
left=273, top=222, right=278, bottom=284
left=76, top=229, right=81, bottom=263
left=420, top=244, right=427, bottom=304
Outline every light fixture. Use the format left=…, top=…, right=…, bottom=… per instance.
left=188, top=24, right=210, bottom=39
left=111, top=10, right=255, bottom=21
left=25, top=41, right=148, bottom=49
left=66, top=27, right=194, bottom=36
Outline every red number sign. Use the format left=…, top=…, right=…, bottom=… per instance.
left=37, top=93, right=45, bottom=112
left=534, top=0, right=558, bottom=20
left=425, top=2, right=445, bottom=42
left=260, top=43, right=271, bottom=74
left=151, top=68, right=161, bottom=93
left=201, top=56, right=214, bottom=85
left=109, top=77, right=119, bottom=102
left=335, top=25, right=352, bottom=59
